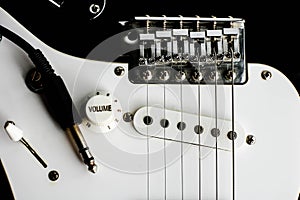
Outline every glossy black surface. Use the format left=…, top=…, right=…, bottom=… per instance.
left=0, top=159, right=15, bottom=200
left=0, top=0, right=299, bottom=93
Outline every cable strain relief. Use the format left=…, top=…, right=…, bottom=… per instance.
left=29, top=49, right=55, bottom=75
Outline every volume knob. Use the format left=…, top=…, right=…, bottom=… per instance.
left=84, top=92, right=122, bottom=133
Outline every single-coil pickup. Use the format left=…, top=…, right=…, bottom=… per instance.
left=133, top=106, right=245, bottom=151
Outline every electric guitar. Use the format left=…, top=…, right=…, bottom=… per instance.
left=0, top=7, right=299, bottom=200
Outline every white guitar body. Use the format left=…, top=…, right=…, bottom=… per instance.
left=0, top=8, right=299, bottom=199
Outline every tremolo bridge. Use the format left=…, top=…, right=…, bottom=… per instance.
left=123, top=16, right=246, bottom=85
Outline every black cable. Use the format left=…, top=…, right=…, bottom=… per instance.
left=0, top=23, right=78, bottom=128
left=0, top=25, right=35, bottom=54
left=0, top=25, right=55, bottom=76
left=0, top=24, right=98, bottom=173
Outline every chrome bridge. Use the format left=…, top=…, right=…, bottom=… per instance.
left=121, top=16, right=246, bottom=85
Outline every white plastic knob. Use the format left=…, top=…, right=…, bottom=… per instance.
left=85, top=94, right=114, bottom=126
left=83, top=92, right=122, bottom=133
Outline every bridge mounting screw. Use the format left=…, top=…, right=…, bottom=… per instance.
left=142, top=70, right=153, bottom=81
left=246, top=135, right=256, bottom=145
left=261, top=70, right=272, bottom=80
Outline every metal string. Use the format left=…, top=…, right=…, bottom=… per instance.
left=163, top=81, right=167, bottom=200
left=180, top=70, right=184, bottom=200
left=142, top=26, right=150, bottom=199
left=230, top=47, right=236, bottom=200
left=162, top=18, right=168, bottom=200
left=179, top=44, right=184, bottom=200
left=213, top=48, right=219, bottom=200
left=146, top=55, right=150, bottom=200
left=197, top=48, right=202, bottom=200
left=145, top=19, right=151, bottom=200
left=163, top=43, right=167, bottom=200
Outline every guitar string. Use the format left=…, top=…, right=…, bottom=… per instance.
left=144, top=35, right=150, bottom=200
left=146, top=80, right=150, bottom=200
left=163, top=76, right=167, bottom=200
left=197, top=46, right=202, bottom=200
left=194, top=19, right=203, bottom=200
left=179, top=44, right=184, bottom=200
left=213, top=48, right=219, bottom=200
left=163, top=38, right=167, bottom=200
left=145, top=19, right=152, bottom=200
left=161, top=19, right=168, bottom=200
left=230, top=47, right=236, bottom=200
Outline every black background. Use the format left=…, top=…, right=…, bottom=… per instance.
left=1, top=0, right=299, bottom=93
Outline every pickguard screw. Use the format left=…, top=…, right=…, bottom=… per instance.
left=48, top=170, right=59, bottom=182
left=114, top=66, right=125, bottom=76
left=115, top=66, right=125, bottom=76
left=261, top=70, right=272, bottom=80
left=123, top=112, right=133, bottom=122
left=246, top=135, right=256, bottom=145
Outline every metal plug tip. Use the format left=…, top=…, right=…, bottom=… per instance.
left=89, top=164, right=98, bottom=174
left=88, top=162, right=98, bottom=174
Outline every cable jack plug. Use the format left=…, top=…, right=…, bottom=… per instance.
left=66, top=124, right=98, bottom=174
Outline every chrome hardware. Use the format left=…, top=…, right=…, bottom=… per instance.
left=261, top=70, right=272, bottom=80
left=114, top=66, right=125, bottom=76
left=125, top=16, right=246, bottom=85
left=246, top=135, right=256, bottom=145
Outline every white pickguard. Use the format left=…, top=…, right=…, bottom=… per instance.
left=0, top=7, right=299, bottom=200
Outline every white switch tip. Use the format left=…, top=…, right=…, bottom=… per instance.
left=4, top=121, right=23, bottom=142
